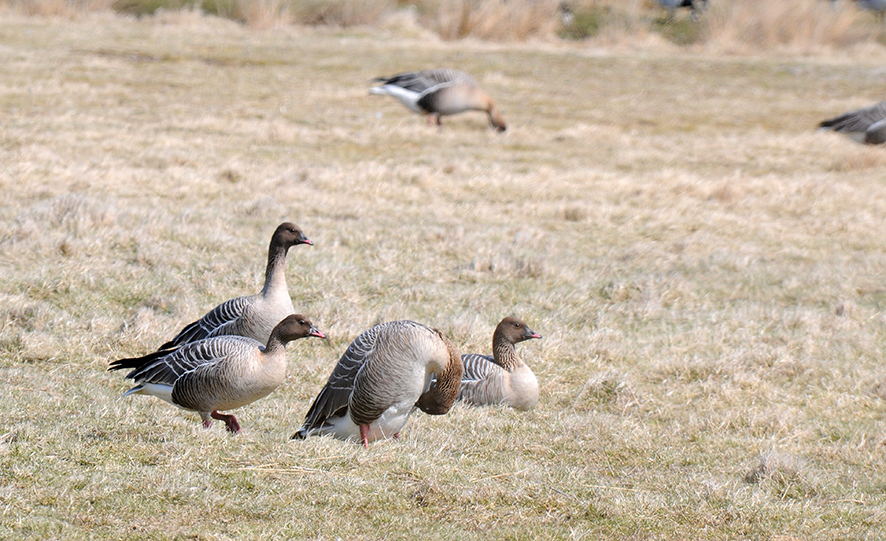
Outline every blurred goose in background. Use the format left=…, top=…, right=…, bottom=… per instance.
left=432, top=317, right=542, bottom=410
left=292, top=320, right=463, bottom=447
left=157, top=222, right=312, bottom=351
left=818, top=100, right=886, bottom=145
left=856, top=0, right=886, bottom=22
left=110, top=315, right=326, bottom=433
left=656, top=0, right=708, bottom=20
left=370, top=68, right=507, bottom=132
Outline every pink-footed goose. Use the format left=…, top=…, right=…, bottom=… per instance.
left=157, top=222, right=312, bottom=351
left=291, top=320, right=463, bottom=447
left=452, top=317, right=542, bottom=411
left=110, top=314, right=325, bottom=433
left=370, top=68, right=507, bottom=132
left=818, top=101, right=886, bottom=145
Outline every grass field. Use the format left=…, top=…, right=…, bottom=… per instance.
left=2, top=7, right=886, bottom=540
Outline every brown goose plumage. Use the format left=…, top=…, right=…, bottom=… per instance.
left=292, top=320, right=463, bottom=447
left=370, top=68, right=507, bottom=132
left=110, top=314, right=326, bottom=433
left=454, top=317, right=541, bottom=411
left=157, top=222, right=313, bottom=351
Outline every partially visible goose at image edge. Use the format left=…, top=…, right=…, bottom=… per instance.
left=818, top=100, right=886, bottom=145
left=109, top=314, right=326, bottom=433
left=855, top=0, right=886, bottom=22
left=655, top=0, right=708, bottom=20
left=292, top=320, right=463, bottom=447
left=370, top=68, right=507, bottom=132
left=157, top=222, right=313, bottom=351
left=454, top=317, right=542, bottom=411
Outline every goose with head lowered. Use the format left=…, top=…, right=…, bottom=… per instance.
left=157, top=222, right=313, bottom=351
left=110, top=314, right=326, bottom=433
left=433, top=317, right=542, bottom=411
left=291, top=320, right=463, bottom=447
left=370, top=68, right=507, bottom=132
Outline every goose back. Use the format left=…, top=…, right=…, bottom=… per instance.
left=294, top=320, right=462, bottom=445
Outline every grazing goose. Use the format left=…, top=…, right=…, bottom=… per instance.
left=109, top=314, right=326, bottom=433
left=157, top=222, right=312, bottom=351
left=370, top=68, right=507, bottom=132
left=818, top=101, right=886, bottom=145
left=439, top=317, right=542, bottom=410
left=291, top=320, right=463, bottom=447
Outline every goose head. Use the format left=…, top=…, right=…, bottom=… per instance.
left=271, top=314, right=326, bottom=345
left=485, top=99, right=507, bottom=132
left=272, top=222, right=313, bottom=251
left=495, top=317, right=541, bottom=345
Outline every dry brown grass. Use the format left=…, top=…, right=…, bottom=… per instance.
left=414, top=0, right=561, bottom=41
left=2, top=9, right=886, bottom=541
left=703, top=0, right=869, bottom=54
left=3, top=0, right=886, bottom=49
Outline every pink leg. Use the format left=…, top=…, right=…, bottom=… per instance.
left=360, top=425, right=370, bottom=448
left=211, top=411, right=241, bottom=434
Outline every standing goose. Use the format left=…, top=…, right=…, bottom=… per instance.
left=157, top=222, right=313, bottom=351
left=449, top=317, right=542, bottom=410
left=818, top=100, right=886, bottom=145
left=370, top=68, right=507, bottom=132
left=291, top=320, right=463, bottom=447
left=109, top=314, right=326, bottom=433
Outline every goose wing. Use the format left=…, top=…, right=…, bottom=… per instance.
left=819, top=101, right=886, bottom=134
left=456, top=353, right=508, bottom=404
left=124, top=336, right=254, bottom=387
left=460, top=353, right=497, bottom=382
left=157, top=295, right=252, bottom=350
left=299, top=324, right=382, bottom=431
left=374, top=69, right=472, bottom=95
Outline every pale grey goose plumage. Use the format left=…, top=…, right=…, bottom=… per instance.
left=292, top=320, right=463, bottom=447
left=818, top=100, right=886, bottom=145
left=110, top=314, right=325, bottom=433
left=370, top=68, right=507, bottom=132
left=157, top=222, right=312, bottom=350
left=436, top=317, right=542, bottom=411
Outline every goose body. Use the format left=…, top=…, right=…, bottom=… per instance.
left=449, top=317, right=542, bottom=410
left=656, top=0, right=707, bottom=19
left=110, top=314, right=325, bottom=433
left=370, top=68, right=507, bottom=132
left=856, top=0, right=886, bottom=21
left=158, top=222, right=312, bottom=350
left=819, top=101, right=886, bottom=145
left=292, top=320, right=463, bottom=447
